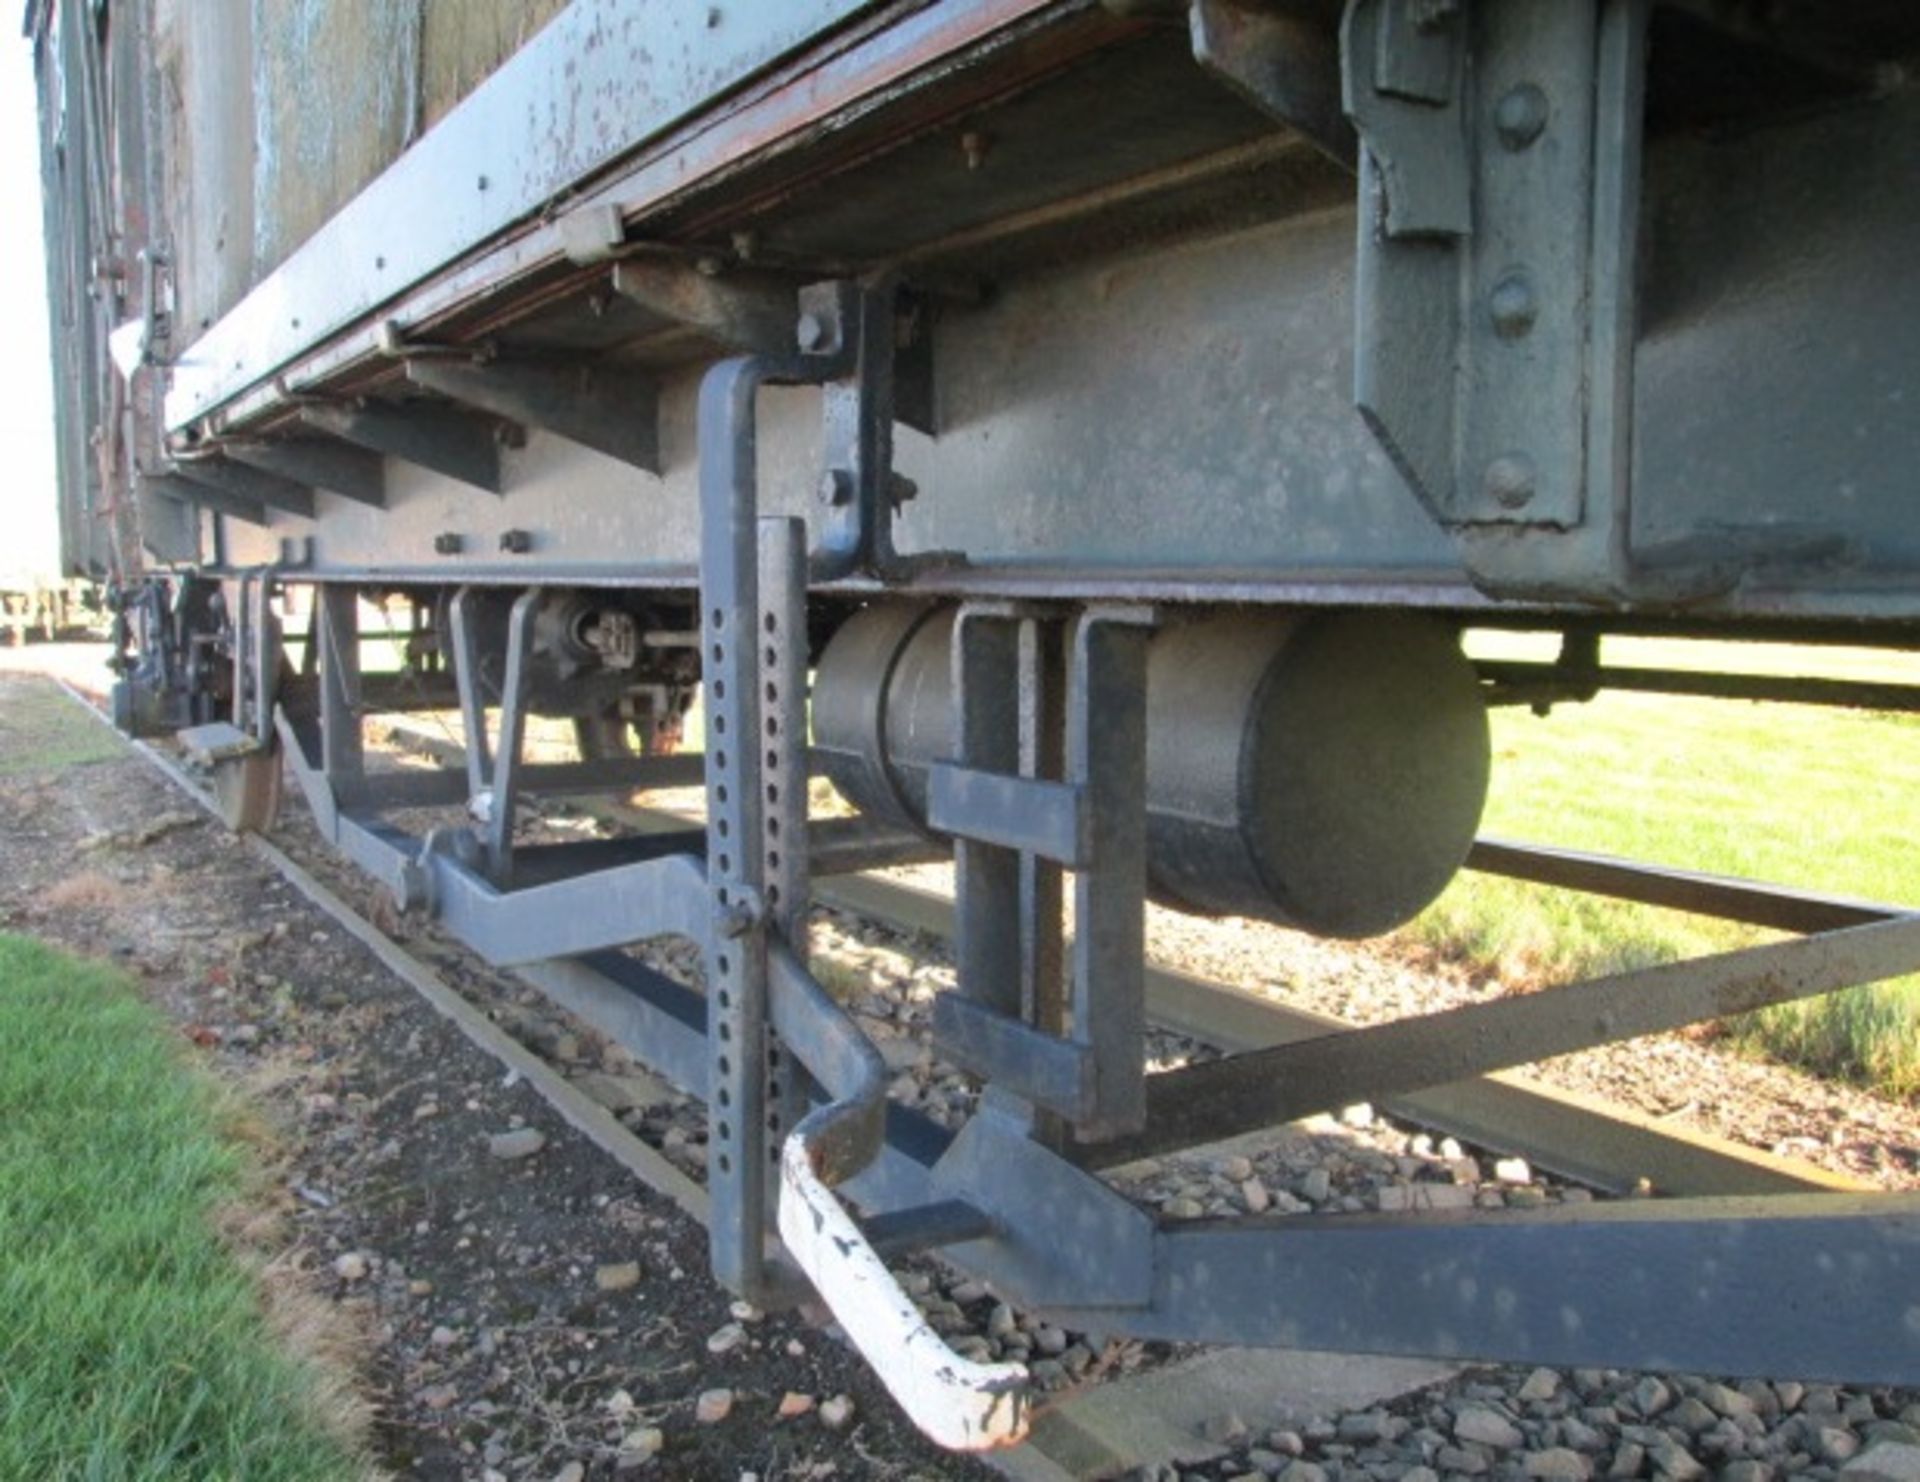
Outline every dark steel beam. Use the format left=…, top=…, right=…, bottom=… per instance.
left=300, top=400, right=505, bottom=494
left=170, top=457, right=316, bottom=518
left=1467, top=836, right=1904, bottom=934
left=406, top=358, right=661, bottom=474
left=1057, top=1193, right=1920, bottom=1383
left=610, top=257, right=800, bottom=356
left=146, top=471, right=269, bottom=526
left=1087, top=912, right=1920, bottom=1168
left=227, top=435, right=386, bottom=507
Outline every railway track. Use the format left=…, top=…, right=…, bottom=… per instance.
left=53, top=678, right=1881, bottom=1478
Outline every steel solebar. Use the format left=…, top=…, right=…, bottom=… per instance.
left=1058, top=1193, right=1920, bottom=1383
left=1467, top=836, right=1904, bottom=933
left=1095, top=912, right=1920, bottom=1168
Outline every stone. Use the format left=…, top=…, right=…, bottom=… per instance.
left=819, top=1394, right=856, bottom=1430
left=1705, top=1386, right=1760, bottom=1420
left=1635, top=1379, right=1675, bottom=1419
left=1340, top=1103, right=1375, bottom=1128
left=1219, top=1154, right=1256, bottom=1181
left=1300, top=1168, right=1333, bottom=1203
left=1457, top=1407, right=1526, bottom=1450
left=1404, top=1469, right=1440, bottom=1482
left=1164, top=1196, right=1206, bottom=1220
left=573, top=1070, right=668, bottom=1113
left=488, top=1128, right=547, bottom=1160
left=429, top=1325, right=460, bottom=1349
left=620, top=1427, right=664, bottom=1465
left=1035, top=1324, right=1069, bottom=1356
left=418, top=1383, right=460, bottom=1411
left=1494, top=1157, right=1533, bottom=1185
left=1527, top=1449, right=1593, bottom=1480
left=1672, top=1400, right=1721, bottom=1435
left=1843, top=1445, right=1920, bottom=1482
left=1721, top=1463, right=1773, bottom=1482
left=1610, top=1443, right=1647, bottom=1479
left=1439, top=1446, right=1492, bottom=1475
left=552, top=1465, right=585, bottom=1482
left=778, top=1392, right=815, bottom=1419
left=695, top=1388, right=734, bottom=1424
left=1818, top=1431, right=1863, bottom=1466
left=596, top=1262, right=642, bottom=1292
left=1340, top=1412, right=1393, bottom=1444
left=1242, top=1178, right=1272, bottom=1214
left=987, top=1303, right=1017, bottom=1340
left=1521, top=1370, right=1564, bottom=1404
left=707, top=1322, right=747, bottom=1355
left=1279, top=1463, right=1329, bottom=1482
left=1651, top=1439, right=1705, bottom=1481
left=1867, top=1429, right=1920, bottom=1453
left=1774, top=1384, right=1805, bottom=1413
left=332, top=1251, right=370, bottom=1282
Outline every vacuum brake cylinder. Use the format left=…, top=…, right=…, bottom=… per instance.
left=811, top=603, right=1489, bottom=938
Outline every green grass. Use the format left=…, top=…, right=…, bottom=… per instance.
left=0, top=681, right=125, bottom=775
left=0, top=934, right=367, bottom=1481
left=1403, top=633, right=1920, bottom=1098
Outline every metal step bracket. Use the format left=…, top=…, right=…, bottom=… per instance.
left=770, top=939, right=1033, bottom=1452
left=928, top=602, right=1156, bottom=1139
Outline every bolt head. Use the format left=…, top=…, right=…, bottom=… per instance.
left=817, top=468, right=854, bottom=507
left=1484, top=454, right=1538, bottom=511
left=1495, top=85, right=1549, bottom=150
left=1488, top=273, right=1538, bottom=339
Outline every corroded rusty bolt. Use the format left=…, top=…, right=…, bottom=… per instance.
left=1489, top=273, right=1538, bottom=339
left=1496, top=84, right=1549, bottom=150
left=818, top=468, right=854, bottom=507
left=1484, top=454, right=1538, bottom=511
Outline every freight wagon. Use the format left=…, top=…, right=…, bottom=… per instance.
left=30, top=0, right=1920, bottom=1446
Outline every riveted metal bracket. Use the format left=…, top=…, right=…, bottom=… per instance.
left=1345, top=0, right=1646, bottom=555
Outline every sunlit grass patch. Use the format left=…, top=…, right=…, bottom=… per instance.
left=0, top=933, right=368, bottom=1480
left=1402, top=635, right=1920, bottom=1099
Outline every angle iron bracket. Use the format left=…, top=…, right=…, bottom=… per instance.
left=1345, top=0, right=1646, bottom=549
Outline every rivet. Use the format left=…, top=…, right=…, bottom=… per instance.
left=817, top=468, right=853, bottom=507
left=1484, top=454, right=1538, bottom=511
left=1495, top=85, right=1549, bottom=150
left=476, top=174, right=490, bottom=192
left=706, top=5, right=722, bottom=26
left=960, top=130, right=990, bottom=171
left=1488, top=273, right=1537, bottom=339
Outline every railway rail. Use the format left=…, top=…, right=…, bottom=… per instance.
left=55, top=675, right=1905, bottom=1477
